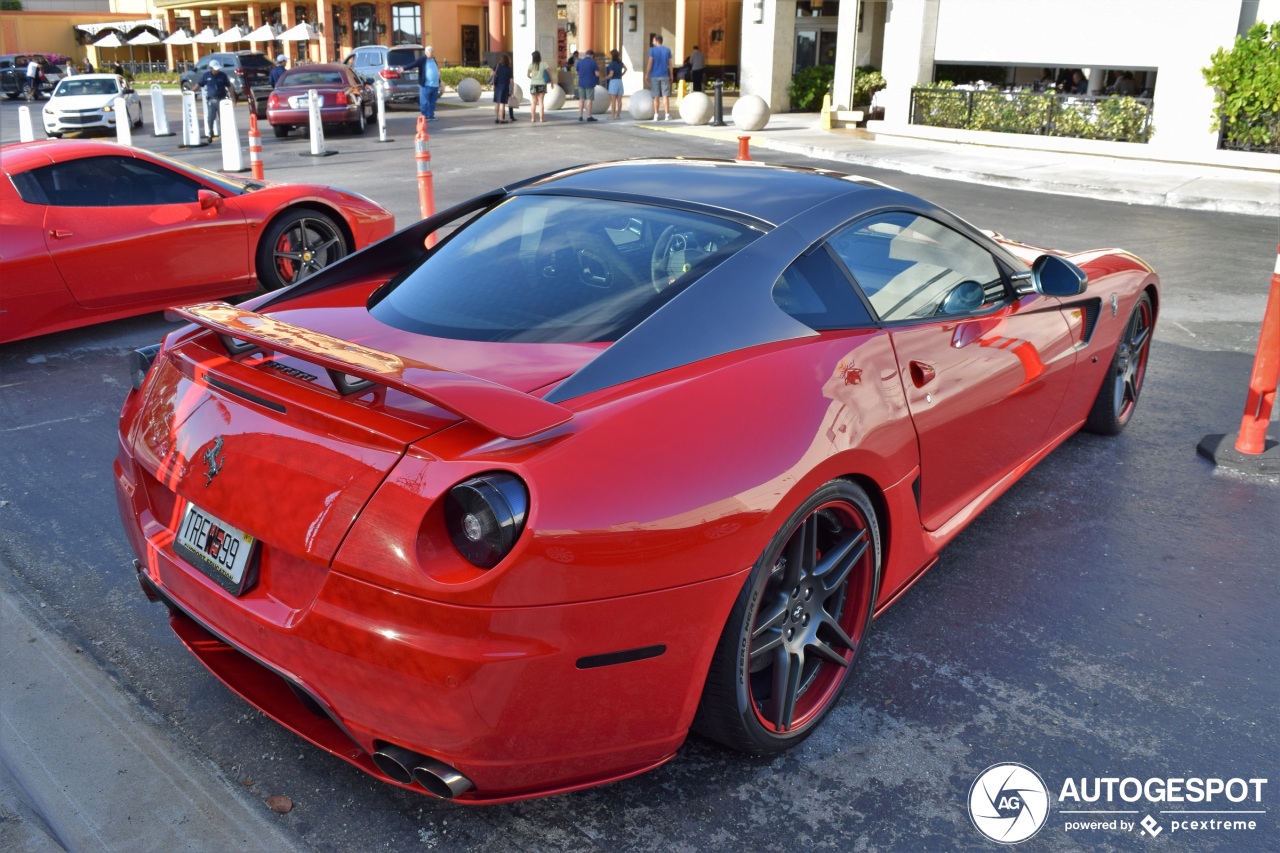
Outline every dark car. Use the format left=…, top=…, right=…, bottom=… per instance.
left=0, top=54, right=64, bottom=99
left=343, top=44, right=424, bottom=105
left=265, top=63, right=374, bottom=137
left=180, top=51, right=273, bottom=101
left=117, top=159, right=1159, bottom=803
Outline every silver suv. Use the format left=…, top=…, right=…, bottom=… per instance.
left=343, top=45, right=424, bottom=105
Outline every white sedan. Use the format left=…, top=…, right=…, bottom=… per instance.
left=42, top=74, right=142, bottom=137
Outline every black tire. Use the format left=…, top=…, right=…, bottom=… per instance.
left=272, top=124, right=290, bottom=138
left=181, top=79, right=195, bottom=93
left=349, top=104, right=367, bottom=134
left=255, top=208, right=348, bottom=291
left=694, top=480, right=880, bottom=755
left=47, top=131, right=63, bottom=139
left=1084, top=291, right=1154, bottom=435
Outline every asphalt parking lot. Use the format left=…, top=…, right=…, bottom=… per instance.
left=1, top=96, right=1277, bottom=852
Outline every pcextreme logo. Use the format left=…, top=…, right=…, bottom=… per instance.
left=969, top=765, right=1269, bottom=843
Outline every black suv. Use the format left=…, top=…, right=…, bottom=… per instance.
left=180, top=51, right=273, bottom=101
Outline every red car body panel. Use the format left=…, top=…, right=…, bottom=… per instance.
left=0, top=139, right=394, bottom=343
left=113, top=162, right=1159, bottom=802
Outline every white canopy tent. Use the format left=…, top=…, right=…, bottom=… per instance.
left=216, top=26, right=247, bottom=44
left=193, top=27, right=220, bottom=45
left=246, top=24, right=279, bottom=43
left=277, top=23, right=319, bottom=42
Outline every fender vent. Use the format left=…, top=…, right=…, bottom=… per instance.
left=1080, top=298, right=1102, bottom=344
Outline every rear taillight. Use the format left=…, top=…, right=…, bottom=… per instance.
left=234, top=68, right=245, bottom=76
left=334, top=91, right=349, bottom=105
left=444, top=473, right=529, bottom=568
left=267, top=93, right=279, bottom=108
left=380, top=69, right=400, bottom=79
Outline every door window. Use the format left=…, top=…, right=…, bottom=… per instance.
left=23, top=156, right=203, bottom=207
left=828, top=212, right=1008, bottom=322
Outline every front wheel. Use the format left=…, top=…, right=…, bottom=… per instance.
left=255, top=209, right=348, bottom=291
left=1084, top=291, right=1154, bottom=435
left=694, top=480, right=880, bottom=755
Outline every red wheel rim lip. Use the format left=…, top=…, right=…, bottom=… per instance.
left=749, top=499, right=875, bottom=734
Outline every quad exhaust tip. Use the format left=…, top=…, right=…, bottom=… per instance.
left=372, top=743, right=473, bottom=799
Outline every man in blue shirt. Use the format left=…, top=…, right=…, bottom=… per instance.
left=645, top=35, right=673, bottom=120
left=575, top=49, right=599, bottom=121
left=270, top=54, right=288, bottom=87
left=406, top=46, right=442, bottom=120
left=198, top=59, right=232, bottom=138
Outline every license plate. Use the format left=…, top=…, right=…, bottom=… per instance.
left=292, top=95, right=320, bottom=108
left=175, top=501, right=257, bottom=595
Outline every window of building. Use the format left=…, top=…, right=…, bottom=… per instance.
left=391, top=3, right=421, bottom=45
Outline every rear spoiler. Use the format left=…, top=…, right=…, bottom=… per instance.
left=171, top=302, right=573, bottom=440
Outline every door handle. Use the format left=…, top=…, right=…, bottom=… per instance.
left=909, top=361, right=936, bottom=388
left=50, top=229, right=73, bottom=239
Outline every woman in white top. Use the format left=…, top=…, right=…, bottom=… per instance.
left=527, top=50, right=552, bottom=123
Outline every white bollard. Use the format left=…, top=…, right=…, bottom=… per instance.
left=18, top=105, right=35, bottom=142
left=180, top=90, right=204, bottom=147
left=375, top=80, right=392, bottom=142
left=150, top=83, right=173, bottom=136
left=304, top=88, right=334, bottom=156
left=219, top=98, right=246, bottom=171
left=114, top=96, right=133, bottom=146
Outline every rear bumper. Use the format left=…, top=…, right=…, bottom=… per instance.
left=267, top=106, right=359, bottom=126
left=115, top=448, right=744, bottom=802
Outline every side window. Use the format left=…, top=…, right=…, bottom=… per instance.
left=29, top=156, right=202, bottom=207
left=772, top=248, right=873, bottom=330
left=828, top=212, right=1007, bottom=322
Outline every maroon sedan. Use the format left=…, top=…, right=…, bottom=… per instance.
left=266, top=63, right=374, bottom=137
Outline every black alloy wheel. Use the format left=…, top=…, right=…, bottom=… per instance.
left=255, top=209, right=348, bottom=291
left=695, top=480, right=880, bottom=754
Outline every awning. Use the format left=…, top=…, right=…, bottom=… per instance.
left=129, top=32, right=163, bottom=46
left=93, top=33, right=125, bottom=48
left=75, top=20, right=164, bottom=38
left=164, top=30, right=193, bottom=45
left=193, top=27, right=220, bottom=44
left=246, top=24, right=279, bottom=42
left=278, top=23, right=319, bottom=42
left=217, top=25, right=247, bottom=44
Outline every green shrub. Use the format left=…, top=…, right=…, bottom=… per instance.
left=442, top=66, right=493, bottom=90
left=1203, top=20, right=1280, bottom=152
left=852, top=66, right=885, bottom=107
left=788, top=65, right=834, bottom=112
left=0, top=0, right=23, bottom=10
left=911, top=83, right=1153, bottom=143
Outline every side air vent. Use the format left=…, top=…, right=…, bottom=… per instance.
left=1079, top=298, right=1102, bottom=344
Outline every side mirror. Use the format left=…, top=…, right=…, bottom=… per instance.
left=198, top=189, right=224, bottom=212
left=1031, top=254, right=1088, bottom=297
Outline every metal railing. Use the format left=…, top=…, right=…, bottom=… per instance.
left=909, top=87, right=1154, bottom=144
left=1218, top=113, right=1280, bottom=153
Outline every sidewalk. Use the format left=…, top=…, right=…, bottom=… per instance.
left=629, top=111, right=1279, bottom=217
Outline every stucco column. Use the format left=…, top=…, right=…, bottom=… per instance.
left=247, top=6, right=261, bottom=29
left=831, top=0, right=859, bottom=110
left=217, top=7, right=233, bottom=31
left=489, top=0, right=504, bottom=55
left=578, top=0, right=596, bottom=53
left=512, top=0, right=559, bottom=77
left=317, top=0, right=329, bottom=65
left=164, top=9, right=178, bottom=70
left=874, top=0, right=939, bottom=129
left=738, top=0, right=797, bottom=113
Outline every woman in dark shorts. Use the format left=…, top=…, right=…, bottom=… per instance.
left=527, top=50, right=552, bottom=123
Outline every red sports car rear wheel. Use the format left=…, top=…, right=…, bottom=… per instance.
left=695, top=480, right=880, bottom=755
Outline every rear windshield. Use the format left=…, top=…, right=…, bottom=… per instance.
left=369, top=195, right=758, bottom=343
left=238, top=54, right=273, bottom=69
left=281, top=70, right=346, bottom=86
left=387, top=48, right=423, bottom=66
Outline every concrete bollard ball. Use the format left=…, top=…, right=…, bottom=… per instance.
left=592, top=85, right=610, bottom=115
left=457, top=77, right=482, bottom=102
left=679, top=92, right=713, bottom=125
left=629, top=89, right=655, bottom=120
left=545, top=84, right=566, bottom=110
left=732, top=95, right=771, bottom=131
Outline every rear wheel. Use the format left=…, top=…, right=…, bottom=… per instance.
left=694, top=480, right=880, bottom=755
left=1085, top=292, right=1154, bottom=435
left=255, top=209, right=348, bottom=291
left=272, top=124, right=290, bottom=138
left=349, top=104, right=367, bottom=134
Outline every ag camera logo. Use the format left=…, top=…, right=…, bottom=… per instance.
left=969, top=763, right=1050, bottom=844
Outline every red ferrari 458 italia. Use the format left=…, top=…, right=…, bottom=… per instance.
left=115, top=160, right=1158, bottom=803
left=0, top=139, right=394, bottom=344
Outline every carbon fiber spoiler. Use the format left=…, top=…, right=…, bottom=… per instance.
left=172, top=302, right=573, bottom=440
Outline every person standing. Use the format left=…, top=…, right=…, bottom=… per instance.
left=527, top=50, right=551, bottom=123
left=198, top=59, right=232, bottom=138
left=270, top=54, right=288, bottom=87
left=406, top=46, right=442, bottom=120
left=575, top=49, right=599, bottom=122
left=490, top=54, right=513, bottom=123
left=645, top=35, right=673, bottom=120
left=689, top=45, right=705, bottom=93
left=604, top=50, right=627, bottom=119
left=24, top=56, right=43, bottom=101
